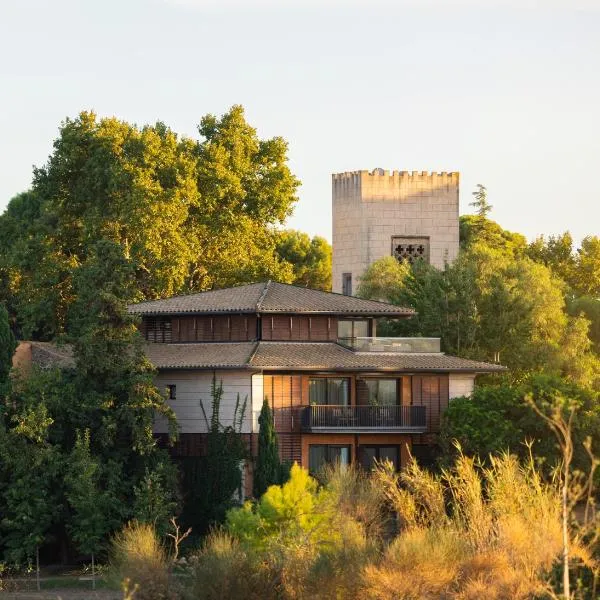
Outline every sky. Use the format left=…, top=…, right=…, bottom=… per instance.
left=1, top=0, right=599, bottom=244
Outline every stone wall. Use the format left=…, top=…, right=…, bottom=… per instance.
left=332, top=169, right=460, bottom=294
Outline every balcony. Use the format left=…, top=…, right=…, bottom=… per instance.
left=338, top=336, right=441, bottom=353
left=301, top=405, right=427, bottom=434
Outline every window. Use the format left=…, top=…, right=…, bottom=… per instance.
left=359, top=446, right=399, bottom=471
left=167, top=384, right=176, bottom=400
left=391, top=236, right=430, bottom=264
left=342, top=273, right=352, bottom=296
left=144, top=317, right=172, bottom=343
left=364, top=379, right=398, bottom=406
left=309, top=378, right=350, bottom=405
left=309, top=445, right=351, bottom=474
left=337, top=319, right=370, bottom=341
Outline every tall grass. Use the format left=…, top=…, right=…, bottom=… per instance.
left=110, top=521, right=176, bottom=600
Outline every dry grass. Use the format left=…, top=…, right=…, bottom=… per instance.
left=365, top=452, right=563, bottom=600
left=184, top=530, right=276, bottom=600
left=110, top=521, right=176, bottom=600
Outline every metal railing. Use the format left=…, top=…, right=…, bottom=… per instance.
left=337, top=337, right=441, bottom=353
left=301, top=404, right=426, bottom=431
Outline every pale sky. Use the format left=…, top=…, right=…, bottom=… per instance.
left=1, top=0, right=599, bottom=243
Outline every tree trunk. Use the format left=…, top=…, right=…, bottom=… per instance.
left=563, top=468, right=570, bottom=600
left=92, top=552, right=96, bottom=590
left=36, top=546, right=40, bottom=592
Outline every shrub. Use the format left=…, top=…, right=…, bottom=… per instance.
left=110, top=521, right=176, bottom=600
left=184, top=530, right=275, bottom=600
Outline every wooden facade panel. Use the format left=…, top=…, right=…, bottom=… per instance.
left=159, top=315, right=258, bottom=342
left=412, top=375, right=449, bottom=432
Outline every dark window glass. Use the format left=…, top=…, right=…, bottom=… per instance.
left=360, top=446, right=399, bottom=471
left=309, top=445, right=351, bottom=474
left=167, top=384, right=176, bottom=400
left=365, top=379, right=398, bottom=406
left=309, top=378, right=349, bottom=406
left=342, top=273, right=352, bottom=296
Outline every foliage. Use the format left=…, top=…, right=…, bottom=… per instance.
left=569, top=295, right=600, bottom=353
left=0, top=303, right=15, bottom=400
left=187, top=378, right=249, bottom=532
left=64, top=429, right=118, bottom=557
left=0, top=106, right=299, bottom=340
left=275, top=230, right=332, bottom=291
left=440, top=375, right=600, bottom=474
left=110, top=521, right=176, bottom=600
left=469, top=183, right=493, bottom=218
left=188, top=456, right=566, bottom=600
left=253, top=399, right=283, bottom=498
left=358, top=245, right=600, bottom=385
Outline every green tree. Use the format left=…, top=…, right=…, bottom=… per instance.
left=0, top=303, right=16, bottom=399
left=0, top=400, right=62, bottom=568
left=469, top=184, right=493, bottom=218
left=574, top=236, right=600, bottom=297
left=192, top=377, right=248, bottom=530
left=275, top=230, right=332, bottom=291
left=65, top=430, right=119, bottom=587
left=527, top=232, right=576, bottom=291
left=253, top=398, right=282, bottom=498
left=440, top=375, right=600, bottom=473
left=1, top=106, right=300, bottom=339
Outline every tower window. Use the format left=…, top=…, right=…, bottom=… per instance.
left=342, top=273, right=352, bottom=296
left=391, top=236, right=430, bottom=264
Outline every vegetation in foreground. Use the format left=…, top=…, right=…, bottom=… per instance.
left=111, top=454, right=593, bottom=600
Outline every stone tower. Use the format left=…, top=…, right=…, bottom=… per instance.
left=332, top=169, right=460, bottom=295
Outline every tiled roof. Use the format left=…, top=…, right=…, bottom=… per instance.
left=142, top=342, right=257, bottom=369
left=250, top=342, right=506, bottom=373
left=128, top=283, right=267, bottom=315
left=128, top=281, right=414, bottom=317
left=21, top=340, right=505, bottom=374
left=144, top=341, right=505, bottom=373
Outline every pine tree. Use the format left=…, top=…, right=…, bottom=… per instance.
left=253, top=398, right=282, bottom=498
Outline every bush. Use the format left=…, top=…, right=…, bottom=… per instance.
left=184, top=530, right=275, bottom=600
left=110, top=521, right=176, bottom=600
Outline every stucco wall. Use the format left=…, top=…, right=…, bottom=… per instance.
left=153, top=370, right=262, bottom=435
left=448, top=374, right=476, bottom=399
left=332, top=169, right=460, bottom=293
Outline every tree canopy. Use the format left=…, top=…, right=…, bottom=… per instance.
left=0, top=106, right=300, bottom=340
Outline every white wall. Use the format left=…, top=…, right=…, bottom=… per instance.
left=153, top=370, right=263, bottom=434
left=449, top=374, right=475, bottom=399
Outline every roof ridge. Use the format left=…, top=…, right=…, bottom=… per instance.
left=256, top=280, right=271, bottom=311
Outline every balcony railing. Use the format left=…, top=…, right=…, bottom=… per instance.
left=301, top=404, right=427, bottom=433
left=338, top=337, right=441, bottom=353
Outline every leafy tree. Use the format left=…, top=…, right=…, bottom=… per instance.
left=64, top=430, right=119, bottom=587
left=469, top=183, right=493, bottom=218
left=275, top=230, right=332, bottom=291
left=253, top=399, right=282, bottom=498
left=0, top=400, right=62, bottom=566
left=459, top=215, right=527, bottom=255
left=440, top=375, right=600, bottom=473
left=568, top=296, right=600, bottom=353
left=358, top=249, right=598, bottom=385
left=574, top=236, right=600, bottom=298
left=1, top=106, right=299, bottom=339
left=527, top=232, right=577, bottom=291
left=191, top=377, right=249, bottom=530
left=0, top=303, right=16, bottom=399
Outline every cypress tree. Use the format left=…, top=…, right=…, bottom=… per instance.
left=253, top=398, right=281, bottom=498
